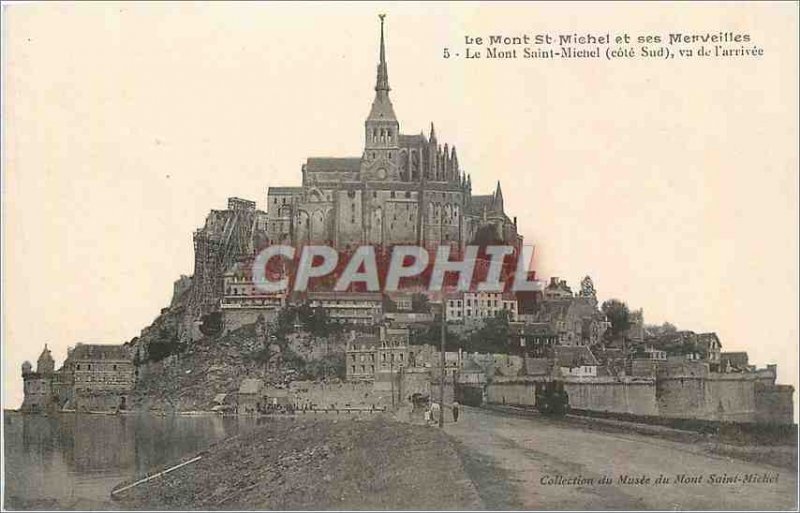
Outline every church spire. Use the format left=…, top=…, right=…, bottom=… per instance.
left=376, top=14, right=389, bottom=92
left=366, top=14, right=397, bottom=124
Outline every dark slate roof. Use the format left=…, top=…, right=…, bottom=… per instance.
left=468, top=195, right=494, bottom=215
left=399, top=134, right=426, bottom=147
left=37, top=346, right=54, bottom=363
left=532, top=300, right=572, bottom=320
left=554, top=346, right=598, bottom=368
left=367, top=95, right=397, bottom=121
left=353, top=335, right=380, bottom=349
left=306, top=158, right=362, bottom=173
left=268, top=186, right=303, bottom=194
left=70, top=344, right=132, bottom=361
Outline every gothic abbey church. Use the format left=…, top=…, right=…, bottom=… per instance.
left=265, top=17, right=521, bottom=250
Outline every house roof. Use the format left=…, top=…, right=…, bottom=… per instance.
left=352, top=335, right=380, bottom=349
left=696, top=332, right=721, bottom=350
left=554, top=346, right=598, bottom=368
left=305, top=157, right=362, bottom=173
left=213, top=393, right=228, bottom=404
left=238, top=378, right=264, bottom=395
left=69, top=344, right=131, bottom=361
left=532, top=300, right=572, bottom=320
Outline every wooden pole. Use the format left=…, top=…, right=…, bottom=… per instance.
left=111, top=456, right=203, bottom=496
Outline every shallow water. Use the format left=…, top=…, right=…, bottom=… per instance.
left=3, top=411, right=265, bottom=510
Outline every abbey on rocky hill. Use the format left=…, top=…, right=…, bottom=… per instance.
left=264, top=16, right=520, bottom=250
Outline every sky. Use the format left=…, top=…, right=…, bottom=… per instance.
left=2, top=2, right=798, bottom=412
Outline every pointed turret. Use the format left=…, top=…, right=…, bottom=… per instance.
left=443, top=143, right=450, bottom=180
left=493, top=181, right=504, bottom=213
left=37, top=344, right=55, bottom=374
left=451, top=146, right=459, bottom=182
left=437, top=145, right=444, bottom=180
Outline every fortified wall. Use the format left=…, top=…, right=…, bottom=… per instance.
left=486, top=360, right=794, bottom=424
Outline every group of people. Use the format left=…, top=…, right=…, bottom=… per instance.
left=423, top=400, right=460, bottom=425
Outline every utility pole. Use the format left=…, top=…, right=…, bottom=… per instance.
left=390, top=349, right=395, bottom=409
left=439, top=299, right=446, bottom=428
left=399, top=364, right=403, bottom=406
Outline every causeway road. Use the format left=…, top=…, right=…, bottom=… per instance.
left=444, top=407, right=796, bottom=510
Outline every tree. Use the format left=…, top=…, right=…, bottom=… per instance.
left=661, top=322, right=677, bottom=334
left=411, top=293, right=431, bottom=313
left=412, top=323, right=464, bottom=351
left=466, top=310, right=512, bottom=353
left=199, top=311, right=223, bottom=336
left=601, top=299, right=631, bottom=339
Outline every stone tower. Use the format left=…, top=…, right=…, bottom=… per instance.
left=37, top=344, right=55, bottom=374
left=362, top=15, right=400, bottom=182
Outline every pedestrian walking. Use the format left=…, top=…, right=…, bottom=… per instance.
left=452, top=401, right=460, bottom=422
left=431, top=401, right=440, bottom=423
left=423, top=407, right=432, bottom=426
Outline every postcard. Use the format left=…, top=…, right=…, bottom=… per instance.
left=2, top=2, right=797, bottom=511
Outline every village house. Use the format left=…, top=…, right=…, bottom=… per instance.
left=345, top=325, right=412, bottom=381
left=543, top=277, right=573, bottom=301
left=346, top=334, right=379, bottom=381
left=646, top=330, right=723, bottom=368
left=305, top=291, right=383, bottom=325
left=446, top=291, right=518, bottom=324
left=528, top=295, right=609, bottom=347
left=386, top=292, right=413, bottom=311
left=554, top=346, right=599, bottom=378
left=509, top=322, right=559, bottom=357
